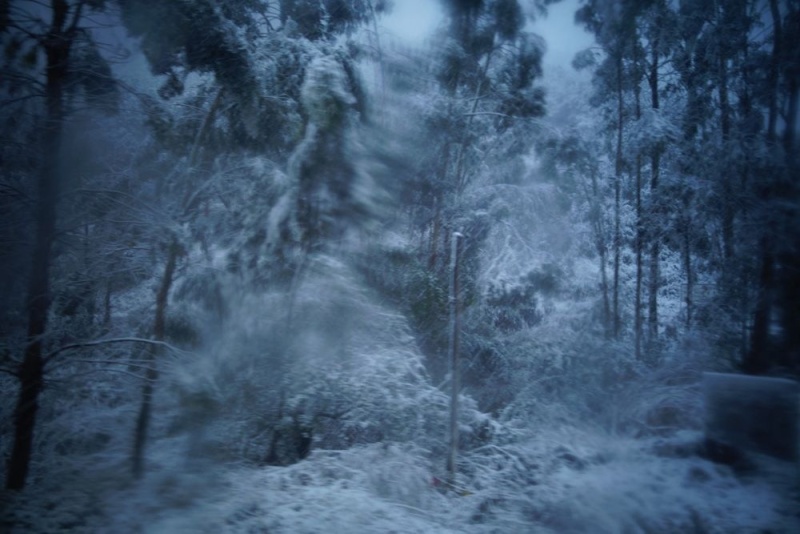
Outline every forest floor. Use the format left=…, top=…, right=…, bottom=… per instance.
left=2, top=428, right=798, bottom=533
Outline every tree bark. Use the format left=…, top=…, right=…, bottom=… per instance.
left=719, top=47, right=734, bottom=261
left=744, top=239, right=773, bottom=374
left=647, top=151, right=660, bottom=345
left=634, top=45, right=643, bottom=360
left=599, top=238, right=611, bottom=337
left=767, top=0, right=781, bottom=144
left=784, top=77, right=798, bottom=161
left=635, top=154, right=643, bottom=359
left=613, top=54, right=624, bottom=340
left=429, top=197, right=440, bottom=270
left=683, top=195, right=694, bottom=328
left=132, top=240, right=179, bottom=478
left=453, top=49, right=494, bottom=195
left=589, top=167, right=610, bottom=337
left=445, top=232, right=462, bottom=486
left=745, top=0, right=784, bottom=373
left=647, top=36, right=660, bottom=348
left=6, top=0, right=74, bottom=491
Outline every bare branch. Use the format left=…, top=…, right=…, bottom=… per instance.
left=0, top=93, right=46, bottom=108
left=462, top=111, right=513, bottom=118
left=0, top=366, right=19, bottom=378
left=6, top=20, right=45, bottom=43
left=49, top=367, right=158, bottom=384
left=48, top=358, right=156, bottom=372
left=44, top=337, right=189, bottom=365
left=66, top=0, right=87, bottom=35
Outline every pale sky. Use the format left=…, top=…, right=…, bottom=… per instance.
left=380, top=0, right=595, bottom=69
left=532, top=0, right=595, bottom=68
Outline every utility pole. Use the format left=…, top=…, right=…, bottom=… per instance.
left=446, top=231, right=463, bottom=486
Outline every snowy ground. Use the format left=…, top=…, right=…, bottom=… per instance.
left=2, top=429, right=797, bottom=533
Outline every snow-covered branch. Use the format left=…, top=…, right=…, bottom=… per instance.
left=43, top=337, right=188, bottom=365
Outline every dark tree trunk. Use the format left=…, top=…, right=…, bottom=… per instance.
left=613, top=54, right=624, bottom=340
left=682, top=194, right=694, bottom=328
left=6, top=0, right=74, bottom=491
left=647, top=150, right=660, bottom=344
left=599, top=241, right=611, bottom=336
left=132, top=241, right=179, bottom=478
left=744, top=0, right=785, bottom=374
left=429, top=197, right=440, bottom=270
left=647, top=37, right=660, bottom=348
left=744, top=240, right=774, bottom=375
left=719, top=49, right=735, bottom=262
left=589, top=167, right=611, bottom=337
left=767, top=0, right=781, bottom=144
left=784, top=77, right=798, bottom=161
left=635, top=154, right=643, bottom=360
left=634, top=48, right=643, bottom=360
left=103, top=280, right=112, bottom=330
left=446, top=232, right=462, bottom=485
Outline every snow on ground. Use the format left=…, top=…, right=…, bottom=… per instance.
left=2, top=428, right=797, bottom=533
left=85, top=444, right=461, bottom=534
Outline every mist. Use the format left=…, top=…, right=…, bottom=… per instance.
left=1, top=1, right=798, bottom=532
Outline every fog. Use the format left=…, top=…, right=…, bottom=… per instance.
left=1, top=1, right=798, bottom=532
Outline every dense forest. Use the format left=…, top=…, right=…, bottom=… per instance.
left=1, top=0, right=798, bottom=532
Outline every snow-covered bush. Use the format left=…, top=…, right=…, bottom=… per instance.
left=163, top=253, right=452, bottom=467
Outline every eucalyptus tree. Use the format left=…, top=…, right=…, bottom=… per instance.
left=576, top=0, right=642, bottom=345
left=670, top=0, right=799, bottom=374
left=439, top=0, right=550, bottom=237
left=747, top=0, right=800, bottom=374
left=437, top=0, right=548, bottom=196
left=575, top=0, right=800, bottom=375
left=0, top=0, right=122, bottom=490
left=637, top=0, right=677, bottom=352
left=115, top=0, right=387, bottom=475
left=536, top=127, right=611, bottom=335
left=669, top=0, right=755, bottom=359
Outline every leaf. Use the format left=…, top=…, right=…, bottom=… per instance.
left=572, top=49, right=598, bottom=71
left=494, top=0, right=524, bottom=41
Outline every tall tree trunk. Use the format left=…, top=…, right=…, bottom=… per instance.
left=6, top=0, right=75, bottom=490
left=103, top=280, right=113, bottom=330
left=446, top=232, right=462, bottom=485
left=453, top=49, right=494, bottom=195
left=682, top=194, right=693, bottom=328
left=647, top=37, right=660, bottom=348
left=784, top=77, right=798, bottom=161
left=589, top=167, right=611, bottom=336
left=130, top=82, right=224, bottom=477
left=635, top=154, right=643, bottom=359
left=744, top=238, right=773, bottom=374
left=767, top=0, right=781, bottom=144
left=634, top=48, right=643, bottom=360
left=613, top=173, right=621, bottom=340
left=429, top=197, right=440, bottom=270
left=613, top=54, right=624, bottom=340
left=719, top=51, right=734, bottom=261
left=132, top=241, right=179, bottom=477
left=599, top=240, right=611, bottom=337
left=745, top=0, right=784, bottom=373
left=647, top=151, right=660, bottom=345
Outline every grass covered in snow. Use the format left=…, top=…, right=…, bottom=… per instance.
left=2, top=428, right=797, bottom=533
